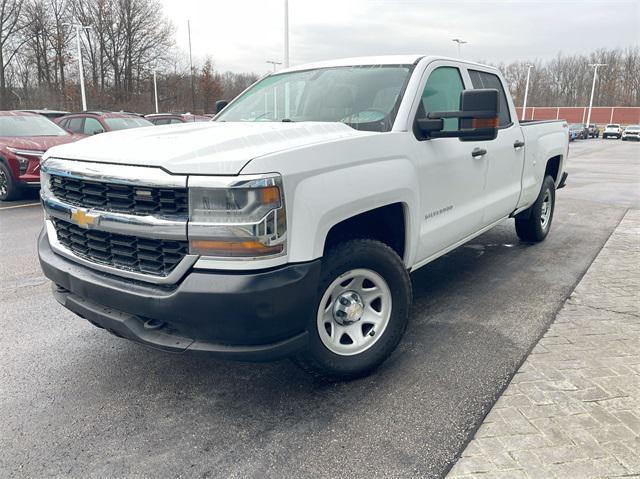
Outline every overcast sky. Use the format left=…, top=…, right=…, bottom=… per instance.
left=160, top=0, right=640, bottom=74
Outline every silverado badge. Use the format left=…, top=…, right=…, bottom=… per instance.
left=70, top=209, right=100, bottom=229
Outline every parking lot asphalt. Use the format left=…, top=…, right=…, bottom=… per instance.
left=1, top=139, right=638, bottom=479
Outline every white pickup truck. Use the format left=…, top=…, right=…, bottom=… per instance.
left=39, top=55, right=569, bottom=379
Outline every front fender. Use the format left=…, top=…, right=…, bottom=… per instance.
left=289, top=157, right=419, bottom=265
left=241, top=132, right=421, bottom=267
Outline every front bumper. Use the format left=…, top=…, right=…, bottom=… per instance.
left=38, top=229, right=321, bottom=361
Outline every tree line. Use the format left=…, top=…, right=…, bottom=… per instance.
left=0, top=0, right=258, bottom=113
left=0, top=0, right=638, bottom=113
left=497, top=47, right=639, bottom=108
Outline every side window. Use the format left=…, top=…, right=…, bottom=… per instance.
left=67, top=117, right=84, bottom=133
left=83, top=117, right=104, bottom=135
left=468, top=70, right=511, bottom=127
left=153, top=118, right=169, bottom=125
left=419, top=66, right=464, bottom=131
left=169, top=119, right=183, bottom=124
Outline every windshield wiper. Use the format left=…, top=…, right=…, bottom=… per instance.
left=281, top=118, right=294, bottom=122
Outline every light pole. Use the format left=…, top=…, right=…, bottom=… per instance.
left=452, top=38, right=467, bottom=57
left=586, top=63, right=606, bottom=128
left=522, top=65, right=534, bottom=121
left=266, top=60, right=282, bottom=72
left=188, top=20, right=196, bottom=113
left=153, top=71, right=159, bottom=113
left=64, top=23, right=91, bottom=110
left=284, top=0, right=290, bottom=68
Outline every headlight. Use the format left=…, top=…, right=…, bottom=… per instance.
left=7, top=148, right=42, bottom=176
left=188, top=174, right=286, bottom=258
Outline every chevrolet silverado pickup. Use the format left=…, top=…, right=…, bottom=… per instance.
left=39, top=56, right=569, bottom=379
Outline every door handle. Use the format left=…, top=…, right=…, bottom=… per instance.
left=471, top=148, right=487, bottom=158
left=513, top=140, right=525, bottom=149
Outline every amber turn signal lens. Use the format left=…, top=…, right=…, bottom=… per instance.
left=259, top=186, right=281, bottom=205
left=190, top=239, right=283, bottom=257
left=472, top=117, right=499, bottom=128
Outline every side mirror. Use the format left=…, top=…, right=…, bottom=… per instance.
left=415, top=89, right=499, bottom=141
left=215, top=100, right=229, bottom=113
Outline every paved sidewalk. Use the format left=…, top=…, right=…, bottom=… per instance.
left=447, top=209, right=640, bottom=479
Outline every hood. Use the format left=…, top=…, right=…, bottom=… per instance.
left=44, top=121, right=373, bottom=175
left=0, top=134, right=81, bottom=153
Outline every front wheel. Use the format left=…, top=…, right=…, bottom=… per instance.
left=294, top=239, right=411, bottom=380
left=515, top=175, right=556, bottom=243
left=0, top=162, right=20, bottom=201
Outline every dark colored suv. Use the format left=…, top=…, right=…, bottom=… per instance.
left=56, top=111, right=153, bottom=136
left=0, top=111, right=83, bottom=201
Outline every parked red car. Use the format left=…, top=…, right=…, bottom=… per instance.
left=0, top=111, right=84, bottom=201
left=144, top=113, right=211, bottom=125
left=56, top=111, right=153, bottom=135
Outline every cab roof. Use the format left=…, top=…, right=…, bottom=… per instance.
left=280, top=55, right=497, bottom=73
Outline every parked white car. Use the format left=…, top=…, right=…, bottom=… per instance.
left=39, top=55, right=569, bottom=379
left=603, top=124, right=623, bottom=139
left=622, top=124, right=640, bottom=141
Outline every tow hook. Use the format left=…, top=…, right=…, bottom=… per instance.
left=143, top=319, right=165, bottom=330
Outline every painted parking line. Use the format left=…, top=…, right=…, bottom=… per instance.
left=0, top=202, right=41, bottom=210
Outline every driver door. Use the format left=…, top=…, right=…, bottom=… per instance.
left=412, top=64, right=489, bottom=263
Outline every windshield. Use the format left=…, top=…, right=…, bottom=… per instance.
left=626, top=125, right=640, bottom=129
left=606, top=124, right=620, bottom=128
left=216, top=65, right=413, bottom=132
left=105, top=117, right=153, bottom=131
left=0, top=115, right=68, bottom=137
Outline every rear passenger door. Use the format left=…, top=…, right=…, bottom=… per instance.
left=466, top=69, right=525, bottom=223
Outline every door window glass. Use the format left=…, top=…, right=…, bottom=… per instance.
left=83, top=117, right=104, bottom=135
left=419, top=67, right=464, bottom=131
left=468, top=70, right=511, bottom=126
left=67, top=117, right=84, bottom=133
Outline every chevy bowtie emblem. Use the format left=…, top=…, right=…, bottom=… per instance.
left=70, top=209, right=100, bottom=229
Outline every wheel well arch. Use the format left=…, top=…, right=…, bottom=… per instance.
left=322, top=203, right=407, bottom=260
left=545, top=155, right=562, bottom=182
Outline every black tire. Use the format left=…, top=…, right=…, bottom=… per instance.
left=0, top=162, right=20, bottom=201
left=515, top=175, right=556, bottom=243
left=293, top=239, right=411, bottom=381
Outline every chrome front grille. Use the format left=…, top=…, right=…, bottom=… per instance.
left=49, top=175, right=188, bottom=216
left=52, top=218, right=189, bottom=277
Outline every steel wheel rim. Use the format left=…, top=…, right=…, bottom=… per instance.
left=0, top=170, right=7, bottom=198
left=540, top=189, right=552, bottom=229
left=317, top=268, right=392, bottom=356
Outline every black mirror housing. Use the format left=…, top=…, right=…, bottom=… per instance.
left=415, top=88, right=499, bottom=141
left=459, top=89, right=499, bottom=141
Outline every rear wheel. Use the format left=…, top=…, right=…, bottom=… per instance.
left=0, top=162, right=20, bottom=201
left=515, top=175, right=556, bottom=243
left=294, top=239, right=411, bottom=380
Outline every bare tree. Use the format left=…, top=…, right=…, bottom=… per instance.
left=0, top=0, right=26, bottom=108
